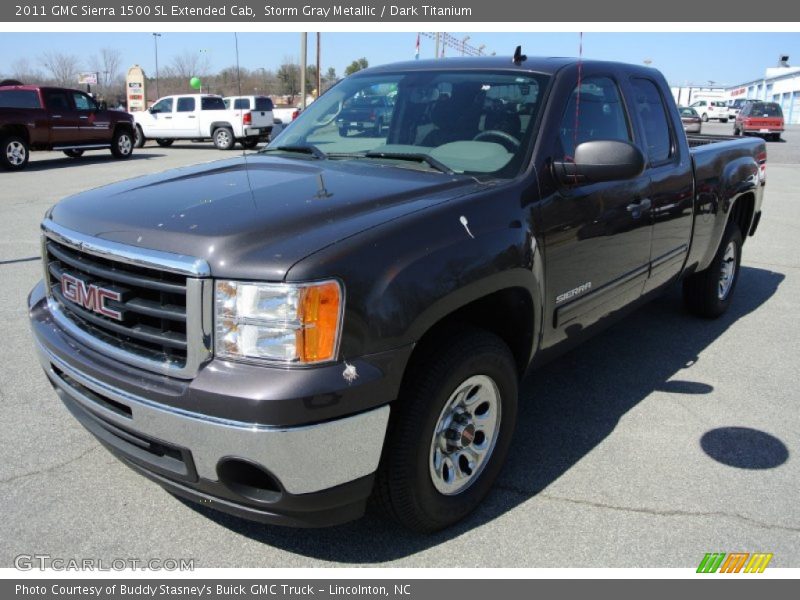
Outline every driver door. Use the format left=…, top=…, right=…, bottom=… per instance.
left=70, top=91, right=108, bottom=144
left=142, top=97, right=174, bottom=137
left=538, top=72, right=653, bottom=341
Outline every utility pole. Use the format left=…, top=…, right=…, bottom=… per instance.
left=300, top=32, right=307, bottom=109
left=316, top=32, right=321, bottom=98
left=435, top=33, right=440, bottom=59
left=152, top=33, right=161, bottom=100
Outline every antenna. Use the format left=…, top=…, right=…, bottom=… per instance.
left=234, top=32, right=243, bottom=97
left=512, top=45, right=527, bottom=65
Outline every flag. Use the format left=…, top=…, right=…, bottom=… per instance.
left=415, top=33, right=420, bottom=59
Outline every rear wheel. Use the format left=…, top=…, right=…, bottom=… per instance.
left=374, top=329, right=518, bottom=532
left=63, top=149, right=84, bottom=158
left=720, top=118, right=728, bottom=123
left=213, top=127, right=235, bottom=150
left=683, top=221, right=742, bottom=318
left=702, top=113, right=709, bottom=122
left=0, top=135, right=29, bottom=170
left=133, top=125, right=146, bottom=148
left=110, top=129, right=134, bottom=159
left=155, top=139, right=174, bottom=147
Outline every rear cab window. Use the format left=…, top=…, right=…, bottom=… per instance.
left=0, top=89, right=41, bottom=109
left=43, top=90, right=71, bottom=112
left=233, top=98, right=250, bottom=110
left=201, top=97, right=226, bottom=110
left=254, top=97, right=274, bottom=111
left=630, top=78, right=675, bottom=165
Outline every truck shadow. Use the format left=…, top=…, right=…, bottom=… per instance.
left=183, top=265, right=784, bottom=563
left=22, top=153, right=165, bottom=172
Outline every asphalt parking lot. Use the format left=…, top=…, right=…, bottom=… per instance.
left=1, top=123, right=798, bottom=568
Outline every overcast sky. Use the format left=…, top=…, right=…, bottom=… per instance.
left=1, top=32, right=797, bottom=87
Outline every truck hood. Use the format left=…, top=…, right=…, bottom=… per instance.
left=49, top=154, right=480, bottom=280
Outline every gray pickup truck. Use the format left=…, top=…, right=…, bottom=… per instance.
left=29, top=54, right=765, bottom=532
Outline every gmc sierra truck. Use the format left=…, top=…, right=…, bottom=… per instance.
left=29, top=55, right=766, bottom=532
left=0, top=84, right=135, bottom=170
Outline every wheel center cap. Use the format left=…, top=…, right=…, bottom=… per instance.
left=446, top=418, right=476, bottom=450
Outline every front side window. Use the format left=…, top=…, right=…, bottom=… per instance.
left=557, top=76, right=630, bottom=160
left=71, top=92, right=96, bottom=111
left=268, top=70, right=550, bottom=179
left=631, top=78, right=673, bottom=164
left=151, top=97, right=173, bottom=113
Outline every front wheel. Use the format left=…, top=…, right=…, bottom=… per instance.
left=213, top=127, right=235, bottom=150
left=133, top=125, right=146, bottom=148
left=702, top=113, right=709, bottom=122
left=683, top=221, right=742, bottom=318
left=110, top=129, right=134, bottom=159
left=720, top=118, right=728, bottom=123
left=0, top=135, right=29, bottom=170
left=374, top=329, right=518, bottom=532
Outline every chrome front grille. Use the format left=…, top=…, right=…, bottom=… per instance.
left=41, top=220, right=212, bottom=379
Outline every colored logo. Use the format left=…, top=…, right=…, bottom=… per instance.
left=61, top=273, right=123, bottom=321
left=697, top=552, right=773, bottom=573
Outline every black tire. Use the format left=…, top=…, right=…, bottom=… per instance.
left=373, top=118, right=383, bottom=136
left=721, top=118, right=728, bottom=123
left=110, top=128, right=134, bottom=159
left=733, top=126, right=741, bottom=136
left=240, top=138, right=259, bottom=149
left=63, top=149, right=84, bottom=158
left=133, top=125, right=146, bottom=148
left=702, top=113, right=709, bottom=122
left=213, top=127, right=235, bottom=150
left=0, top=135, right=29, bottom=170
left=683, top=221, right=743, bottom=318
left=155, top=139, right=174, bottom=147
left=339, top=126, right=348, bottom=137
left=374, top=328, right=518, bottom=532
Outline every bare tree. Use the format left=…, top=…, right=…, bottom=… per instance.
left=10, top=58, right=45, bottom=84
left=90, top=48, right=122, bottom=89
left=39, top=51, right=81, bottom=87
left=166, top=50, right=211, bottom=81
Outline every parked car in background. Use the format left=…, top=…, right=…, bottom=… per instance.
left=223, top=95, right=275, bottom=147
left=272, top=105, right=302, bottom=127
left=0, top=84, right=135, bottom=170
left=336, top=94, right=394, bottom=137
left=132, top=94, right=260, bottom=150
left=727, top=98, right=750, bottom=120
left=679, top=106, right=702, bottom=133
left=734, top=101, right=784, bottom=141
left=690, top=99, right=729, bottom=122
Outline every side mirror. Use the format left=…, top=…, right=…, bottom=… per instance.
left=553, top=140, right=645, bottom=185
left=148, top=106, right=157, bottom=114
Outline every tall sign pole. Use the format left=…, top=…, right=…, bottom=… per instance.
left=300, top=32, right=308, bottom=109
left=316, top=32, right=321, bottom=98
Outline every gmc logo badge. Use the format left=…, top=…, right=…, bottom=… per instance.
left=60, top=273, right=123, bottom=321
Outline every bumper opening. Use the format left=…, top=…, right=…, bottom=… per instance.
left=217, top=457, right=282, bottom=503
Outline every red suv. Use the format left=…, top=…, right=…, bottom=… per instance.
left=0, top=85, right=136, bottom=170
left=734, top=101, right=784, bottom=141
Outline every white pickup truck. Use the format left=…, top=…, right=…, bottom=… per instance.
left=132, top=94, right=269, bottom=150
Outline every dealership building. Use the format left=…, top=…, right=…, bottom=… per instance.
left=670, top=62, right=800, bottom=124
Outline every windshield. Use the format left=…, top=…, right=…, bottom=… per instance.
left=266, top=70, right=550, bottom=179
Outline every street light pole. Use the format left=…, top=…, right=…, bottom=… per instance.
left=300, top=32, right=307, bottom=109
left=152, top=33, right=161, bottom=100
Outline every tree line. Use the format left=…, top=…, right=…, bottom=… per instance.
left=1, top=49, right=371, bottom=106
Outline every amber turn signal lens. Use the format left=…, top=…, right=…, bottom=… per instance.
left=297, top=281, right=342, bottom=363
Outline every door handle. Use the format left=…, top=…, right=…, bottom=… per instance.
left=51, top=115, right=62, bottom=118
left=79, top=116, right=89, bottom=120
left=188, top=115, right=196, bottom=118
left=164, top=116, right=172, bottom=119
left=627, top=198, right=652, bottom=211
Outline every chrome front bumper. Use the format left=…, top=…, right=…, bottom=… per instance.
left=35, top=340, right=389, bottom=495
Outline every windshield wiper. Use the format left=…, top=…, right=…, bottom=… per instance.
left=261, top=144, right=327, bottom=159
left=363, top=151, right=455, bottom=175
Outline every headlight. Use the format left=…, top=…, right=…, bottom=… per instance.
left=215, top=280, right=343, bottom=364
